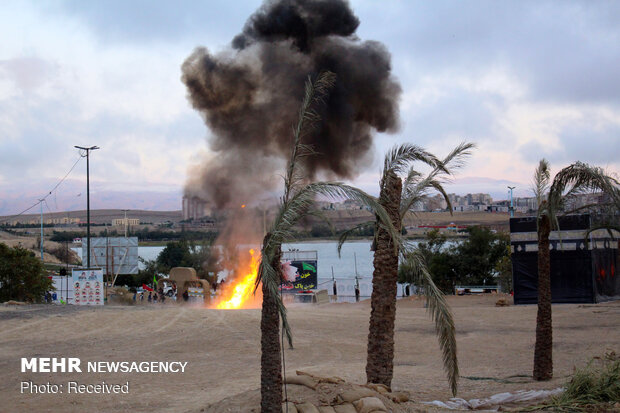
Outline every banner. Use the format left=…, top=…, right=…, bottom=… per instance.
left=281, top=260, right=318, bottom=292
left=72, top=269, right=104, bottom=306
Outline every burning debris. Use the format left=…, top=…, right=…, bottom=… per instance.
left=182, top=0, right=401, bottom=209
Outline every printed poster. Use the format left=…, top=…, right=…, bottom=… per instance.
left=281, top=260, right=318, bottom=292
left=72, top=269, right=104, bottom=306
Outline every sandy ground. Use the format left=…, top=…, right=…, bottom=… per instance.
left=1, top=295, right=618, bottom=412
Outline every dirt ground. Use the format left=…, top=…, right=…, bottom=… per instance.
left=1, top=295, right=618, bottom=412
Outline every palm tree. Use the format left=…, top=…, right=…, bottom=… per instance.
left=363, top=142, right=473, bottom=394
left=256, top=72, right=399, bottom=411
left=531, top=159, right=619, bottom=381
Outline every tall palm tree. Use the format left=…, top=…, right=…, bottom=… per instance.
left=396, top=142, right=473, bottom=395
left=256, top=72, right=399, bottom=412
left=364, top=142, right=473, bottom=395
left=531, top=159, right=619, bottom=381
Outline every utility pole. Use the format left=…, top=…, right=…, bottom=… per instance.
left=75, top=145, right=99, bottom=269
left=39, top=199, right=44, bottom=260
left=508, top=186, right=516, bottom=218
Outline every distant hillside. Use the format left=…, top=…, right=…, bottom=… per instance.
left=2, top=208, right=514, bottom=235
left=313, top=210, right=513, bottom=232
left=1, top=209, right=183, bottom=225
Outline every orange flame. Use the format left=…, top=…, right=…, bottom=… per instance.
left=241, top=204, right=246, bottom=208
left=215, top=249, right=260, bottom=309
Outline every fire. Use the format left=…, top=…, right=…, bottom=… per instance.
left=215, top=249, right=260, bottom=309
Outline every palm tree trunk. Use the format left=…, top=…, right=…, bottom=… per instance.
left=533, top=214, right=553, bottom=380
left=261, top=245, right=283, bottom=412
left=367, top=170, right=402, bottom=388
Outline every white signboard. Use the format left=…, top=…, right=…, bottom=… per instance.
left=72, top=268, right=104, bottom=306
left=50, top=276, right=74, bottom=304
left=82, top=237, right=139, bottom=275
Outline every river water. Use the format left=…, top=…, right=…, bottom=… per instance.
left=75, top=240, right=420, bottom=298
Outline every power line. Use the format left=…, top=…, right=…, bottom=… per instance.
left=0, top=154, right=84, bottom=223
left=43, top=199, right=53, bottom=215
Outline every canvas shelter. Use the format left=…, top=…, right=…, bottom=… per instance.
left=510, top=214, right=619, bottom=304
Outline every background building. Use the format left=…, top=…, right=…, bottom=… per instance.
left=182, top=196, right=212, bottom=221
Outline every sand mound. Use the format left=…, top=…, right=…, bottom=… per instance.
left=199, top=371, right=411, bottom=413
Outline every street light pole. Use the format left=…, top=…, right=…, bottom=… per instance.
left=75, top=145, right=99, bottom=269
left=507, top=186, right=516, bottom=218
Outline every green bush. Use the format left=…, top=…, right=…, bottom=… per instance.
left=401, top=227, right=509, bottom=293
left=0, top=244, right=53, bottom=302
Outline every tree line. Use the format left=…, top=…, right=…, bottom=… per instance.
left=401, top=227, right=511, bottom=294
left=49, top=228, right=217, bottom=243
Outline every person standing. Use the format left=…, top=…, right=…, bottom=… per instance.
left=147, top=292, right=152, bottom=303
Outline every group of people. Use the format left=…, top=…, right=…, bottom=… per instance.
left=133, top=287, right=168, bottom=304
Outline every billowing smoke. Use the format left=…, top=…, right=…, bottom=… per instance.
left=182, top=0, right=401, bottom=208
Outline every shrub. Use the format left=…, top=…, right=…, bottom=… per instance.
left=0, top=244, right=53, bottom=302
left=533, top=352, right=620, bottom=412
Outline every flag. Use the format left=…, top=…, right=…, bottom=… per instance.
left=153, top=275, right=158, bottom=287
left=142, top=284, right=154, bottom=292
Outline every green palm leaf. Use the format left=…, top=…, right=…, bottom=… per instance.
left=400, top=245, right=459, bottom=396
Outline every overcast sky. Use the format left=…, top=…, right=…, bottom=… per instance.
left=1, top=0, right=619, bottom=215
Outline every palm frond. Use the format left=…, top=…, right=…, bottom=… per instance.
left=547, top=161, right=620, bottom=231
left=583, top=225, right=620, bottom=249
left=402, top=168, right=423, bottom=190
left=437, top=141, right=476, bottom=173
left=565, top=202, right=616, bottom=215
left=337, top=221, right=375, bottom=257
left=305, top=209, right=335, bottom=233
left=400, top=248, right=459, bottom=395
left=399, top=142, right=474, bottom=219
left=266, top=182, right=399, bottom=255
left=401, top=176, right=452, bottom=219
left=532, top=159, right=551, bottom=210
left=284, top=71, right=336, bottom=203
left=382, top=143, right=440, bottom=179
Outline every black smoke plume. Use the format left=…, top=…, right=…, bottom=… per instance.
left=182, top=0, right=401, bottom=208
